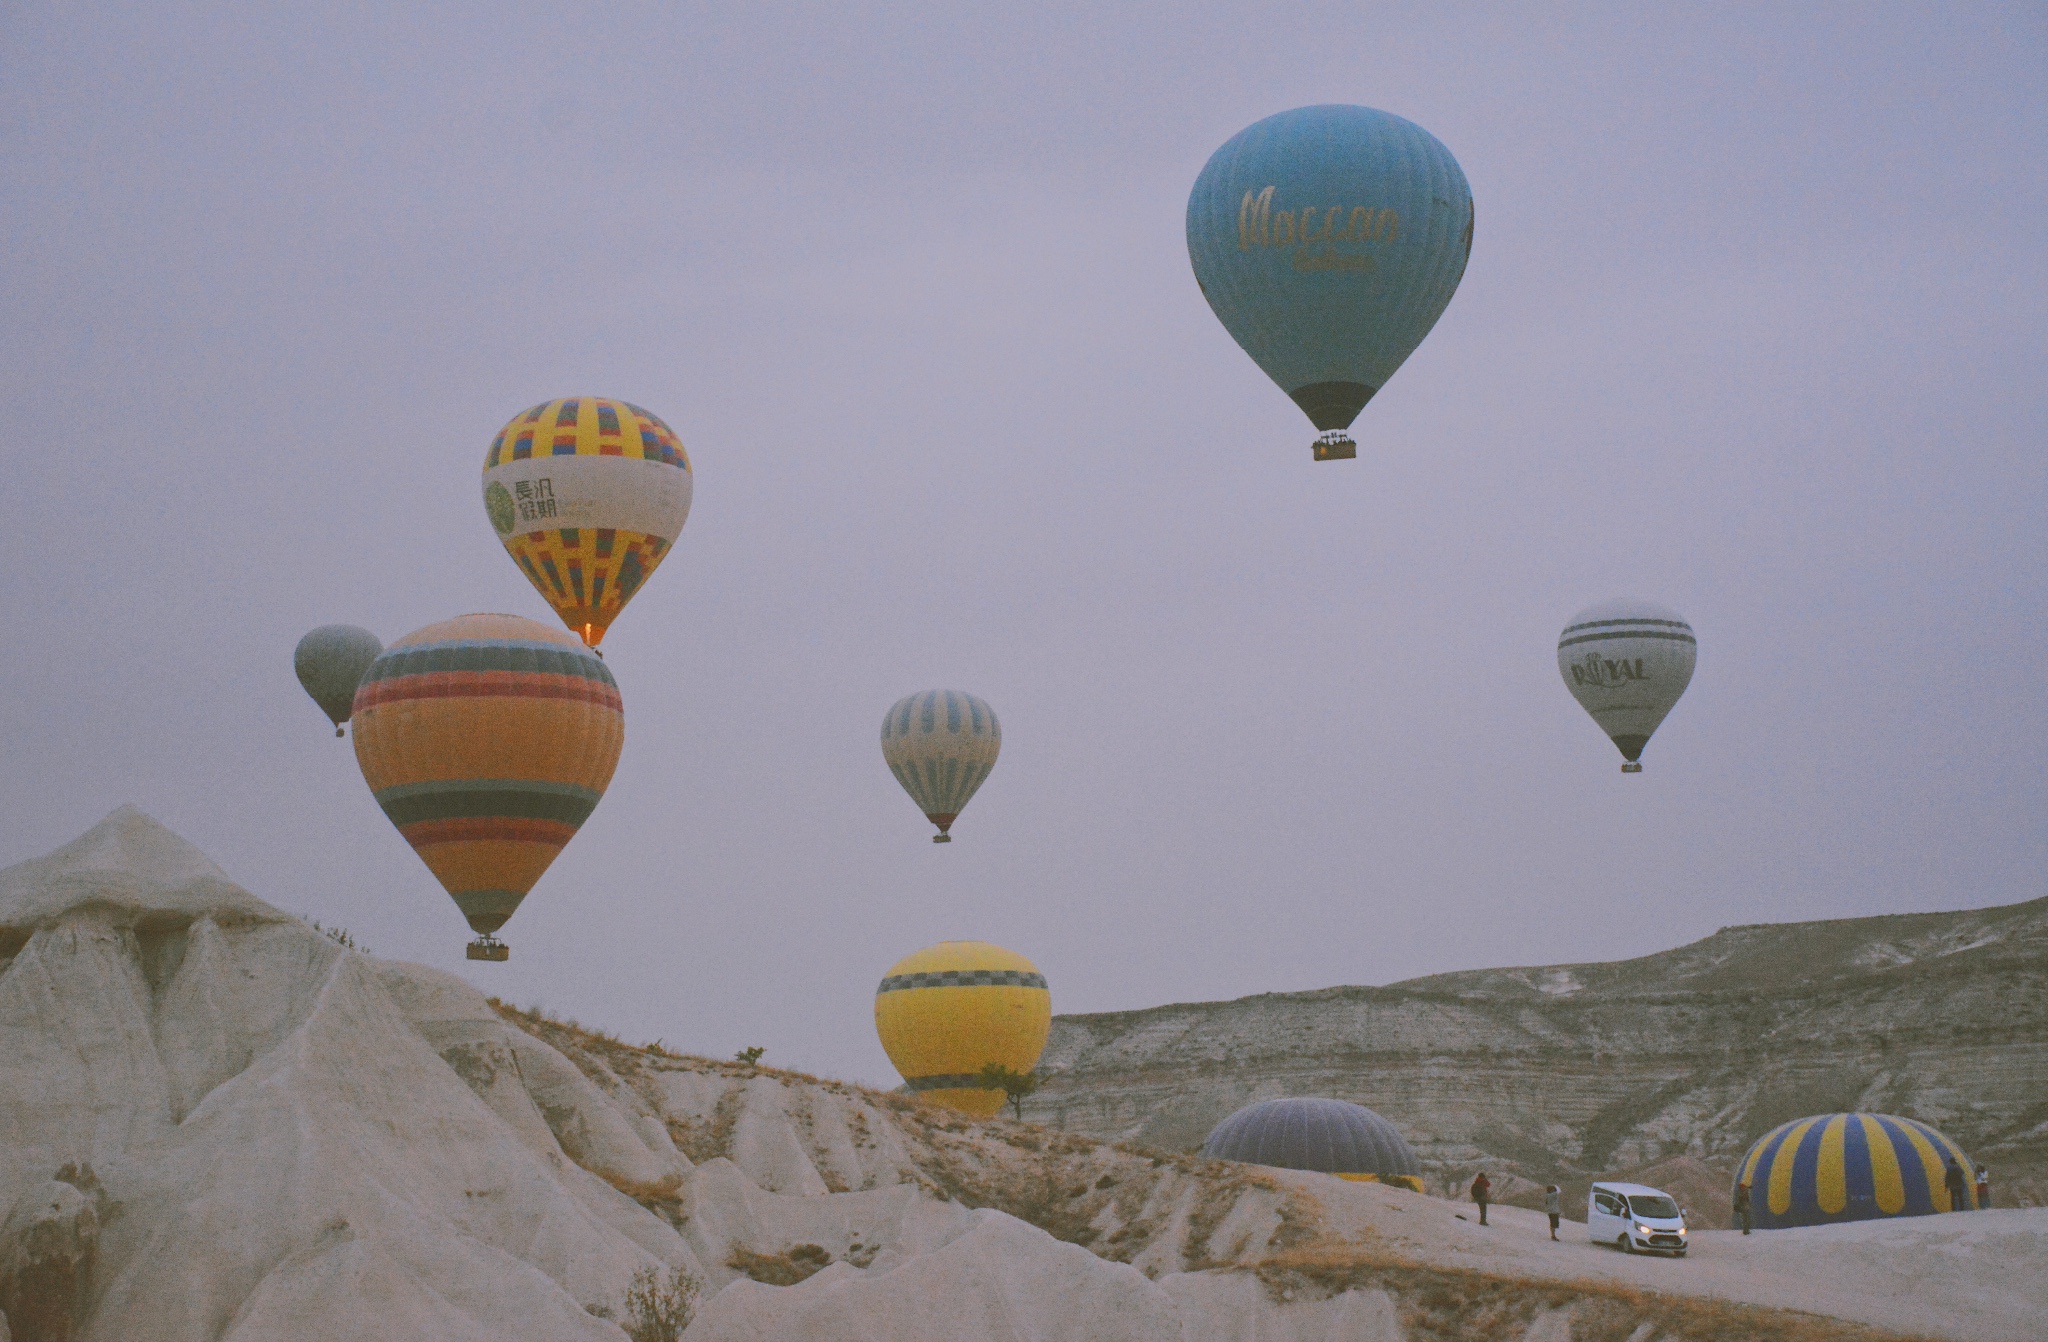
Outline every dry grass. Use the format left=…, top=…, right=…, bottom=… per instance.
left=488, top=1000, right=1379, bottom=1282
left=484, top=999, right=1951, bottom=1339
left=727, top=1243, right=833, bottom=1286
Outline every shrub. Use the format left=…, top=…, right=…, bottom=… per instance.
left=619, top=1264, right=699, bottom=1342
left=976, top=1063, right=1040, bottom=1120
left=308, top=920, right=368, bottom=953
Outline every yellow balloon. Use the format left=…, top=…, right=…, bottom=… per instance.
left=874, top=941, right=1050, bottom=1117
left=481, top=397, right=693, bottom=648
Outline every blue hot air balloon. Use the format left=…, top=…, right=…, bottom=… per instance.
left=1188, top=105, right=1473, bottom=460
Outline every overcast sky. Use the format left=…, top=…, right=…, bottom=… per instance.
left=3, top=3, right=2042, bottom=1084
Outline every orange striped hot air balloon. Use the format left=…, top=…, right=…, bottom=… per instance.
left=351, top=613, right=624, bottom=960
left=481, top=397, right=693, bottom=649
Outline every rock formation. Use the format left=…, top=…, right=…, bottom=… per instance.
left=2, top=808, right=2039, bottom=1341
left=1034, top=894, right=2048, bottom=1220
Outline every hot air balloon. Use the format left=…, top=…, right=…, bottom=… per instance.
left=482, top=397, right=693, bottom=649
left=293, top=625, right=383, bottom=736
left=350, top=614, right=623, bottom=960
left=1188, top=105, right=1473, bottom=460
left=880, top=690, right=1000, bottom=843
left=1557, top=600, right=1696, bottom=772
left=1736, top=1113, right=1977, bottom=1229
left=1202, top=1097, right=1424, bottom=1192
left=874, top=940, right=1050, bottom=1118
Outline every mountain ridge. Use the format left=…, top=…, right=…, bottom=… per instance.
left=1035, top=893, right=2048, bottom=1216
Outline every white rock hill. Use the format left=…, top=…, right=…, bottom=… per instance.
left=1, top=808, right=2039, bottom=1342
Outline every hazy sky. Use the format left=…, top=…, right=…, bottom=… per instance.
left=3, top=3, right=2042, bottom=1084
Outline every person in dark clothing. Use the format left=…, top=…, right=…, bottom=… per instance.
left=1544, top=1185, right=1561, bottom=1240
left=1943, top=1158, right=1970, bottom=1211
left=1733, top=1180, right=1752, bottom=1234
left=1976, top=1166, right=1990, bottom=1209
left=1470, top=1172, right=1491, bottom=1226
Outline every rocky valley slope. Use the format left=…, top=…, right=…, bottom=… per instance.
left=1033, top=894, right=2048, bottom=1219
left=3, top=808, right=2040, bottom=1341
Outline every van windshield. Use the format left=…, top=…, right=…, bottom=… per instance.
left=1628, top=1196, right=1680, bottom=1219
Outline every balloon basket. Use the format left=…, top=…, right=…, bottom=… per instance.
left=932, top=834, right=951, bottom=844
left=1621, top=762, right=1643, bottom=774
left=1312, top=432, right=1356, bottom=461
left=466, top=937, right=510, bottom=962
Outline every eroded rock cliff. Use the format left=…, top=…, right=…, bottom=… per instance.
left=1034, top=897, right=2048, bottom=1217
left=3, top=808, right=2037, bottom=1341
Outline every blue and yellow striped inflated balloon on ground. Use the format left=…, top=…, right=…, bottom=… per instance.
left=1736, top=1112, right=1977, bottom=1229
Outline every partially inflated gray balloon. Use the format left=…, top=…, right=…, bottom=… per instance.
left=1557, top=600, right=1696, bottom=772
left=294, top=625, right=383, bottom=736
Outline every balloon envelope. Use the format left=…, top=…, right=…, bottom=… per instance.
left=880, top=690, right=1000, bottom=842
left=1187, top=105, right=1473, bottom=452
left=874, top=940, right=1050, bottom=1118
left=482, top=397, right=693, bottom=648
left=1557, top=600, right=1696, bottom=771
left=351, top=613, right=623, bottom=944
left=1736, top=1113, right=1977, bottom=1228
left=1202, top=1097, right=1423, bottom=1192
left=294, top=624, right=383, bottom=734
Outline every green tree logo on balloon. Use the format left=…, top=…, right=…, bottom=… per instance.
left=484, top=481, right=516, bottom=536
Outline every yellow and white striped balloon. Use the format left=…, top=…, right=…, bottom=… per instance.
left=880, top=690, right=1000, bottom=842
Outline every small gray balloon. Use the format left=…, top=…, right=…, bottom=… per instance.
left=294, top=625, right=384, bottom=736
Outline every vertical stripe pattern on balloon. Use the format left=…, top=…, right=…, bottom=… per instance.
left=879, top=689, right=1001, bottom=835
left=1734, top=1111, right=1975, bottom=1228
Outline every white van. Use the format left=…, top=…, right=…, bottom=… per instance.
left=1587, top=1182, right=1687, bottom=1256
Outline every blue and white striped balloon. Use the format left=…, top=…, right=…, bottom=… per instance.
left=1557, top=600, right=1696, bottom=772
left=880, top=690, right=1001, bottom=842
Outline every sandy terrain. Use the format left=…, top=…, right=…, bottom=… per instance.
left=1275, top=1172, right=2048, bottom=1342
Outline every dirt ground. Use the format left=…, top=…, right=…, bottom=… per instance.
left=1271, top=1173, right=2047, bottom=1342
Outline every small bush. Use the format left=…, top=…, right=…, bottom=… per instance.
left=308, top=920, right=368, bottom=954
left=619, top=1264, right=699, bottom=1342
left=976, top=1062, right=1040, bottom=1120
left=734, top=1045, right=766, bottom=1065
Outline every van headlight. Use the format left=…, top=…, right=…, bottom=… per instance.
left=1635, top=1224, right=1651, bottom=1235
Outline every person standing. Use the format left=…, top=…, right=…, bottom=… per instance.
left=1470, top=1172, right=1492, bottom=1227
left=1733, top=1180, right=1752, bottom=1234
left=1943, top=1157, right=1969, bottom=1211
left=1544, top=1185, right=1561, bottom=1240
left=1976, top=1165, right=1990, bottom=1210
